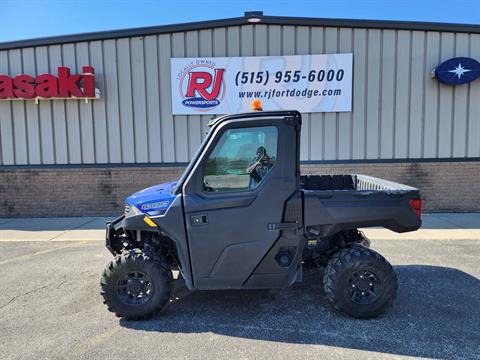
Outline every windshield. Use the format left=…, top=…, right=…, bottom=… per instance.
left=173, top=123, right=216, bottom=194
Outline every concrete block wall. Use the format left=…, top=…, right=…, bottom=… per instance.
left=0, top=167, right=185, bottom=217
left=0, top=161, right=478, bottom=217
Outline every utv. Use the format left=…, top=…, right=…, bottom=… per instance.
left=101, top=109, right=422, bottom=319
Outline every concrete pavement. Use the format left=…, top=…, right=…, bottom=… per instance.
left=0, top=217, right=111, bottom=242
left=0, top=213, right=479, bottom=359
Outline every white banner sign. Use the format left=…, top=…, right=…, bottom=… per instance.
left=170, top=53, right=352, bottom=115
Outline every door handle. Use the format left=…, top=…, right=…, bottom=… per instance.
left=191, top=215, right=208, bottom=226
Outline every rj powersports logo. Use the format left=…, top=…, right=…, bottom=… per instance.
left=177, top=60, right=225, bottom=111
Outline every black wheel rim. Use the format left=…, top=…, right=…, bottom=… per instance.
left=347, top=270, right=381, bottom=305
left=117, top=271, right=154, bottom=305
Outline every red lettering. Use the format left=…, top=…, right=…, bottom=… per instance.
left=58, top=67, right=83, bottom=97
left=13, top=75, right=35, bottom=99
left=0, top=75, right=14, bottom=99
left=186, top=72, right=211, bottom=98
left=82, top=66, right=95, bottom=97
left=186, top=69, right=224, bottom=101
left=209, top=69, right=225, bottom=100
left=0, top=66, right=95, bottom=100
left=35, top=74, right=59, bottom=98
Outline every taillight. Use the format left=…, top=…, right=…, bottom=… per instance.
left=409, top=199, right=423, bottom=218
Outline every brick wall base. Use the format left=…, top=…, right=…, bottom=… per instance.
left=0, top=161, right=478, bottom=217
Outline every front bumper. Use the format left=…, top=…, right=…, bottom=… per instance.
left=105, top=213, right=160, bottom=255
left=105, top=215, right=126, bottom=255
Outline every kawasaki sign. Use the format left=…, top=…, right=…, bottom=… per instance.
left=0, top=66, right=99, bottom=103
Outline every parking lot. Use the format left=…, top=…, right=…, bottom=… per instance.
left=0, top=214, right=479, bottom=360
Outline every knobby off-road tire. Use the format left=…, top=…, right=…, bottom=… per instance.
left=100, top=248, right=173, bottom=320
left=323, top=245, right=398, bottom=318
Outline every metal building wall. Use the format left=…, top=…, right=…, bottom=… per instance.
left=1, top=24, right=480, bottom=165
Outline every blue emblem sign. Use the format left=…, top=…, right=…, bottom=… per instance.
left=434, top=57, right=480, bottom=85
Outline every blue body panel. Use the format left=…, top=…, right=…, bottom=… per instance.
left=126, top=180, right=178, bottom=216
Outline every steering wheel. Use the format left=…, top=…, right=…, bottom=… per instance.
left=203, top=179, right=215, bottom=192
left=246, top=154, right=266, bottom=174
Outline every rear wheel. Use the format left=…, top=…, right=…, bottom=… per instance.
left=100, top=248, right=173, bottom=320
left=323, top=245, right=397, bottom=318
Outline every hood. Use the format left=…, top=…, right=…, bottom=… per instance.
left=126, top=180, right=178, bottom=216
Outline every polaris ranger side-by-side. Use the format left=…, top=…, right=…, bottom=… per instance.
left=101, top=108, right=422, bottom=319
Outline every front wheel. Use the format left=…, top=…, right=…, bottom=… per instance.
left=100, top=248, right=173, bottom=320
left=323, top=245, right=398, bottom=318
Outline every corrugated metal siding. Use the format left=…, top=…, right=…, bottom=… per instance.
left=1, top=24, right=480, bottom=165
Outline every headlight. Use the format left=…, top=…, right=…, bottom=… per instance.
left=125, top=204, right=142, bottom=216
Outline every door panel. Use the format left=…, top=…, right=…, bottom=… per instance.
left=184, top=193, right=256, bottom=213
left=182, top=115, right=300, bottom=289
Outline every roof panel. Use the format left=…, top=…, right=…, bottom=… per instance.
left=1, top=14, right=480, bottom=51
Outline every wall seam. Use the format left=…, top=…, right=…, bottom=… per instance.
left=421, top=32, right=427, bottom=158
left=350, top=29, right=354, bottom=160
left=60, top=45, right=70, bottom=163
left=114, top=39, right=123, bottom=163
left=335, top=27, right=340, bottom=160
left=378, top=30, right=383, bottom=159
left=253, top=24, right=256, bottom=55
left=185, top=33, right=190, bottom=159
left=450, top=34, right=456, bottom=158
left=185, top=32, right=191, bottom=159
left=240, top=25, right=244, bottom=55
left=364, top=29, right=369, bottom=159
left=87, top=42, right=96, bottom=164
left=435, top=34, right=442, bottom=158
left=169, top=34, right=177, bottom=163
left=465, top=34, right=471, bottom=156
left=224, top=26, right=228, bottom=57
left=322, top=27, right=326, bottom=160
left=280, top=25, right=283, bottom=55
left=74, top=44, right=83, bottom=164
left=21, top=50, right=30, bottom=164
left=34, top=47, right=44, bottom=164
left=155, top=35, right=165, bottom=161
left=392, top=30, right=398, bottom=158
left=101, top=40, right=110, bottom=163
left=142, top=36, right=150, bottom=163
left=128, top=38, right=137, bottom=163
left=308, top=27, right=312, bottom=160
left=407, top=31, right=412, bottom=158
left=47, top=46, right=56, bottom=164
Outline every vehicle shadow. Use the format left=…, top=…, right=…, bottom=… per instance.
left=120, top=265, right=480, bottom=359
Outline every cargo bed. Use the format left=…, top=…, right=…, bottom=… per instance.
left=300, top=174, right=422, bottom=236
